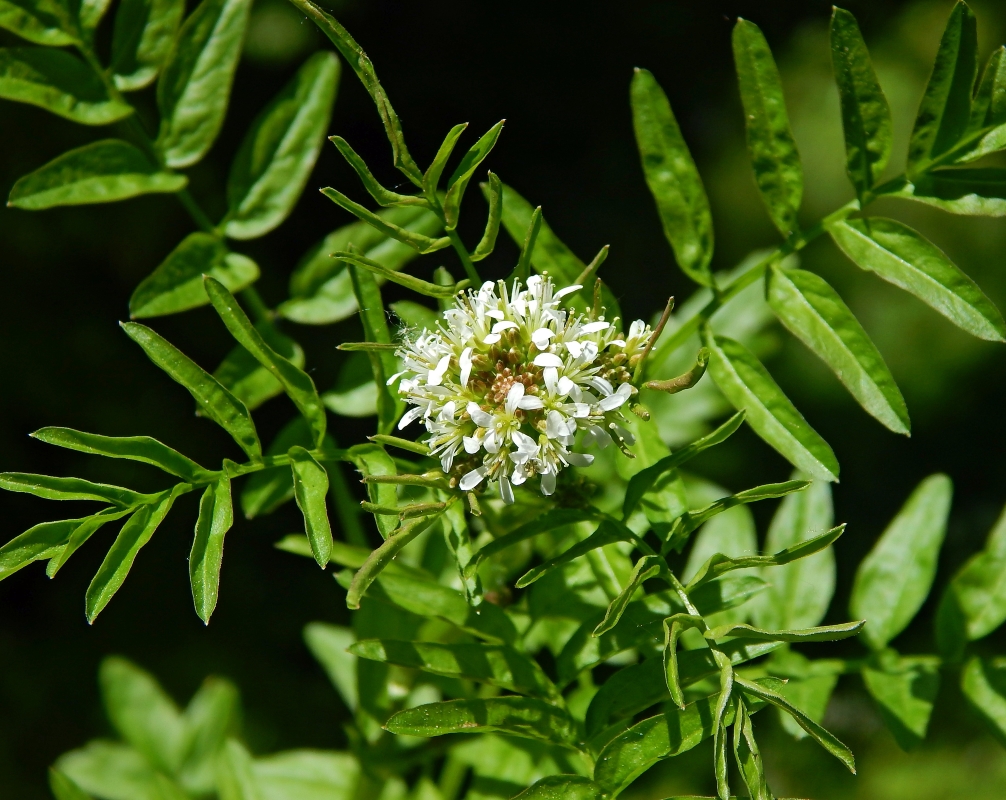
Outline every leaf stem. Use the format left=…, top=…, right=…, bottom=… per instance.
left=447, top=229, right=481, bottom=285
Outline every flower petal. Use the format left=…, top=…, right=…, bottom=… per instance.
left=505, top=382, right=525, bottom=414
left=540, top=471, right=556, bottom=496
left=534, top=353, right=564, bottom=368
left=460, top=466, right=488, bottom=491
left=499, top=474, right=514, bottom=505
left=518, top=395, right=544, bottom=410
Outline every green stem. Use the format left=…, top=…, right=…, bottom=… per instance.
left=447, top=228, right=481, bottom=285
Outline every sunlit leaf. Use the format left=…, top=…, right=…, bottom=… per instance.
left=0, top=0, right=77, bottom=46
left=189, top=476, right=233, bottom=623
left=892, top=168, right=1006, bottom=216
left=442, top=120, right=504, bottom=229
left=705, top=619, right=864, bottom=643
left=322, top=188, right=450, bottom=253
left=240, top=417, right=310, bottom=518
left=0, top=472, right=148, bottom=507
left=111, top=0, right=184, bottom=91
left=863, top=655, right=940, bottom=751
left=289, top=446, right=333, bottom=568
left=962, top=656, right=1006, bottom=747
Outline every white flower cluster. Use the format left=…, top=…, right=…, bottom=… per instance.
left=392, top=276, right=653, bottom=503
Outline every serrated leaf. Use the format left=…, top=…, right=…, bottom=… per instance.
left=753, top=478, right=835, bottom=630
left=155, top=0, right=252, bottom=168
left=768, top=265, right=909, bottom=434
left=442, top=119, right=504, bottom=229
left=111, top=0, right=184, bottom=91
left=962, top=656, right=1006, bottom=746
left=189, top=476, right=232, bottom=623
left=630, top=67, right=713, bottom=285
left=86, top=486, right=187, bottom=622
left=49, top=769, right=94, bottom=800
left=129, top=233, right=259, bottom=318
left=8, top=139, right=186, bottom=210
left=732, top=18, right=802, bottom=237
left=705, top=619, right=864, bottom=643
left=386, top=697, right=576, bottom=746
left=893, top=168, right=1006, bottom=216
left=346, top=513, right=443, bottom=609
left=850, top=473, right=952, bottom=650
left=350, top=639, right=558, bottom=699
left=830, top=7, right=892, bottom=200
left=31, top=427, right=213, bottom=482
left=829, top=217, right=1005, bottom=341
left=705, top=332, right=839, bottom=481
left=907, top=1, right=977, bottom=175
left=0, top=0, right=77, bottom=46
left=204, top=277, right=326, bottom=446
left=224, top=52, right=339, bottom=239
left=289, top=446, right=333, bottom=568
left=214, top=320, right=304, bottom=412
left=0, top=472, right=148, bottom=507
left=862, top=655, right=939, bottom=751
left=122, top=322, right=262, bottom=460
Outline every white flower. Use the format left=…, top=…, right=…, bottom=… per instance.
left=393, top=275, right=653, bottom=504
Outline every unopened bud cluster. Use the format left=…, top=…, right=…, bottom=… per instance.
left=392, top=276, right=653, bottom=503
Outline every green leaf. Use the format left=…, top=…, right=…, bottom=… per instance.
left=662, top=614, right=704, bottom=709
left=111, top=0, right=184, bottom=91
left=155, top=0, right=252, bottom=168
left=735, top=675, right=855, bottom=773
left=705, top=619, right=864, bottom=643
left=224, top=52, right=339, bottom=239
left=291, top=0, right=422, bottom=185
left=892, top=168, right=1006, bottom=217
left=31, top=427, right=214, bottom=482
left=0, top=517, right=85, bottom=580
left=240, top=417, right=309, bottom=518
left=99, top=656, right=187, bottom=774
left=129, top=233, right=258, bottom=319
left=330, top=135, right=428, bottom=209
left=962, top=656, right=1006, bottom=746
left=705, top=332, right=839, bottom=481
left=593, top=555, right=664, bottom=637
left=289, top=446, right=333, bottom=568
left=0, top=0, right=76, bottom=46
left=862, top=655, right=940, bottom=751
left=86, top=486, right=187, bottom=622
left=346, top=265, right=400, bottom=434
left=204, top=277, right=326, bottom=446
left=630, top=67, right=713, bottom=285
left=955, top=46, right=1006, bottom=163
left=216, top=739, right=260, bottom=800
left=940, top=508, right=1006, bottom=643
left=251, top=751, right=360, bottom=800
left=189, top=476, right=233, bottom=623
left=732, top=18, right=802, bottom=237
left=346, top=513, right=444, bottom=609
left=177, top=676, right=240, bottom=794
left=830, top=7, right=892, bottom=200
left=423, top=122, right=467, bottom=196
left=471, top=170, right=502, bottom=261
left=516, top=519, right=632, bottom=589
left=323, top=357, right=378, bottom=418
left=214, top=320, right=304, bottom=412
left=907, top=1, right=977, bottom=175
left=8, top=139, right=186, bottom=210
left=767, top=265, right=909, bottom=434
left=122, top=322, right=262, bottom=460
left=442, top=119, right=504, bottom=229
left=733, top=699, right=769, bottom=800
left=753, top=478, right=835, bottom=630
left=0, top=472, right=148, bottom=507
left=769, top=652, right=841, bottom=742
left=850, top=473, right=953, bottom=650
left=386, top=697, right=576, bottom=746
left=337, top=250, right=464, bottom=298
left=829, top=217, right=1005, bottom=341
left=350, top=639, right=558, bottom=699
left=49, top=769, right=94, bottom=800
left=304, top=623, right=358, bottom=711
left=322, top=188, right=450, bottom=254
left=346, top=443, right=398, bottom=538
left=0, top=47, right=135, bottom=125
left=57, top=741, right=189, bottom=800
left=47, top=508, right=133, bottom=577
left=511, top=776, right=602, bottom=800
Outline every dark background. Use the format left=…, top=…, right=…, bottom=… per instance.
left=3, top=0, right=1006, bottom=797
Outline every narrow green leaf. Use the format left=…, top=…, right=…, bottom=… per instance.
left=512, top=776, right=602, bottom=800
left=470, top=171, right=502, bottom=262
left=769, top=651, right=842, bottom=742
left=0, top=0, right=77, bottom=46
left=442, top=119, right=504, bottom=229
left=516, top=519, right=632, bottom=589
left=224, top=52, right=340, bottom=239
left=204, top=277, right=326, bottom=447
left=663, top=613, right=704, bottom=709
left=705, top=332, right=839, bottom=481
left=753, top=478, right=835, bottom=630
left=386, top=696, right=576, bottom=746
left=829, top=217, right=1005, bottom=341
left=732, top=18, right=803, bottom=236
left=907, top=1, right=977, bottom=174
left=322, top=188, right=450, bottom=254
left=0, top=517, right=86, bottom=580
left=830, top=7, right=892, bottom=199
left=345, top=261, right=398, bottom=435
left=177, top=676, right=240, bottom=793
left=850, top=473, right=953, bottom=650
left=705, top=619, right=864, bottom=643
left=348, top=443, right=398, bottom=539
left=288, top=0, right=422, bottom=185
left=594, top=555, right=664, bottom=637
left=962, top=656, right=1006, bottom=747
left=31, top=427, right=213, bottom=482
left=768, top=265, right=909, bottom=434
left=735, top=676, right=855, bottom=773
left=111, top=0, right=184, bottom=91
left=862, top=655, right=940, bottom=751
left=49, top=769, right=94, bottom=800
left=129, top=233, right=258, bottom=319
left=512, top=205, right=542, bottom=283
left=189, top=476, right=233, bottom=623
left=240, top=417, right=309, bottom=518
left=423, top=122, right=467, bottom=197
left=350, top=639, right=558, bottom=699
left=336, top=250, right=464, bottom=298
left=99, top=656, right=187, bottom=774
left=893, top=168, right=1006, bottom=217
left=330, top=135, right=427, bottom=209
left=631, top=67, right=713, bottom=285
left=86, top=486, right=187, bottom=622
left=346, top=513, right=445, bottom=609
left=0, top=472, right=148, bottom=507
left=954, top=46, right=1006, bottom=163
left=279, top=208, right=442, bottom=325
left=289, top=446, right=333, bottom=568
left=0, top=48, right=132, bottom=124
left=8, top=139, right=186, bottom=210
left=733, top=699, right=770, bottom=800
left=47, top=508, right=133, bottom=576
left=122, top=322, right=262, bottom=460
left=155, top=0, right=252, bottom=168
left=214, top=320, right=304, bottom=411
